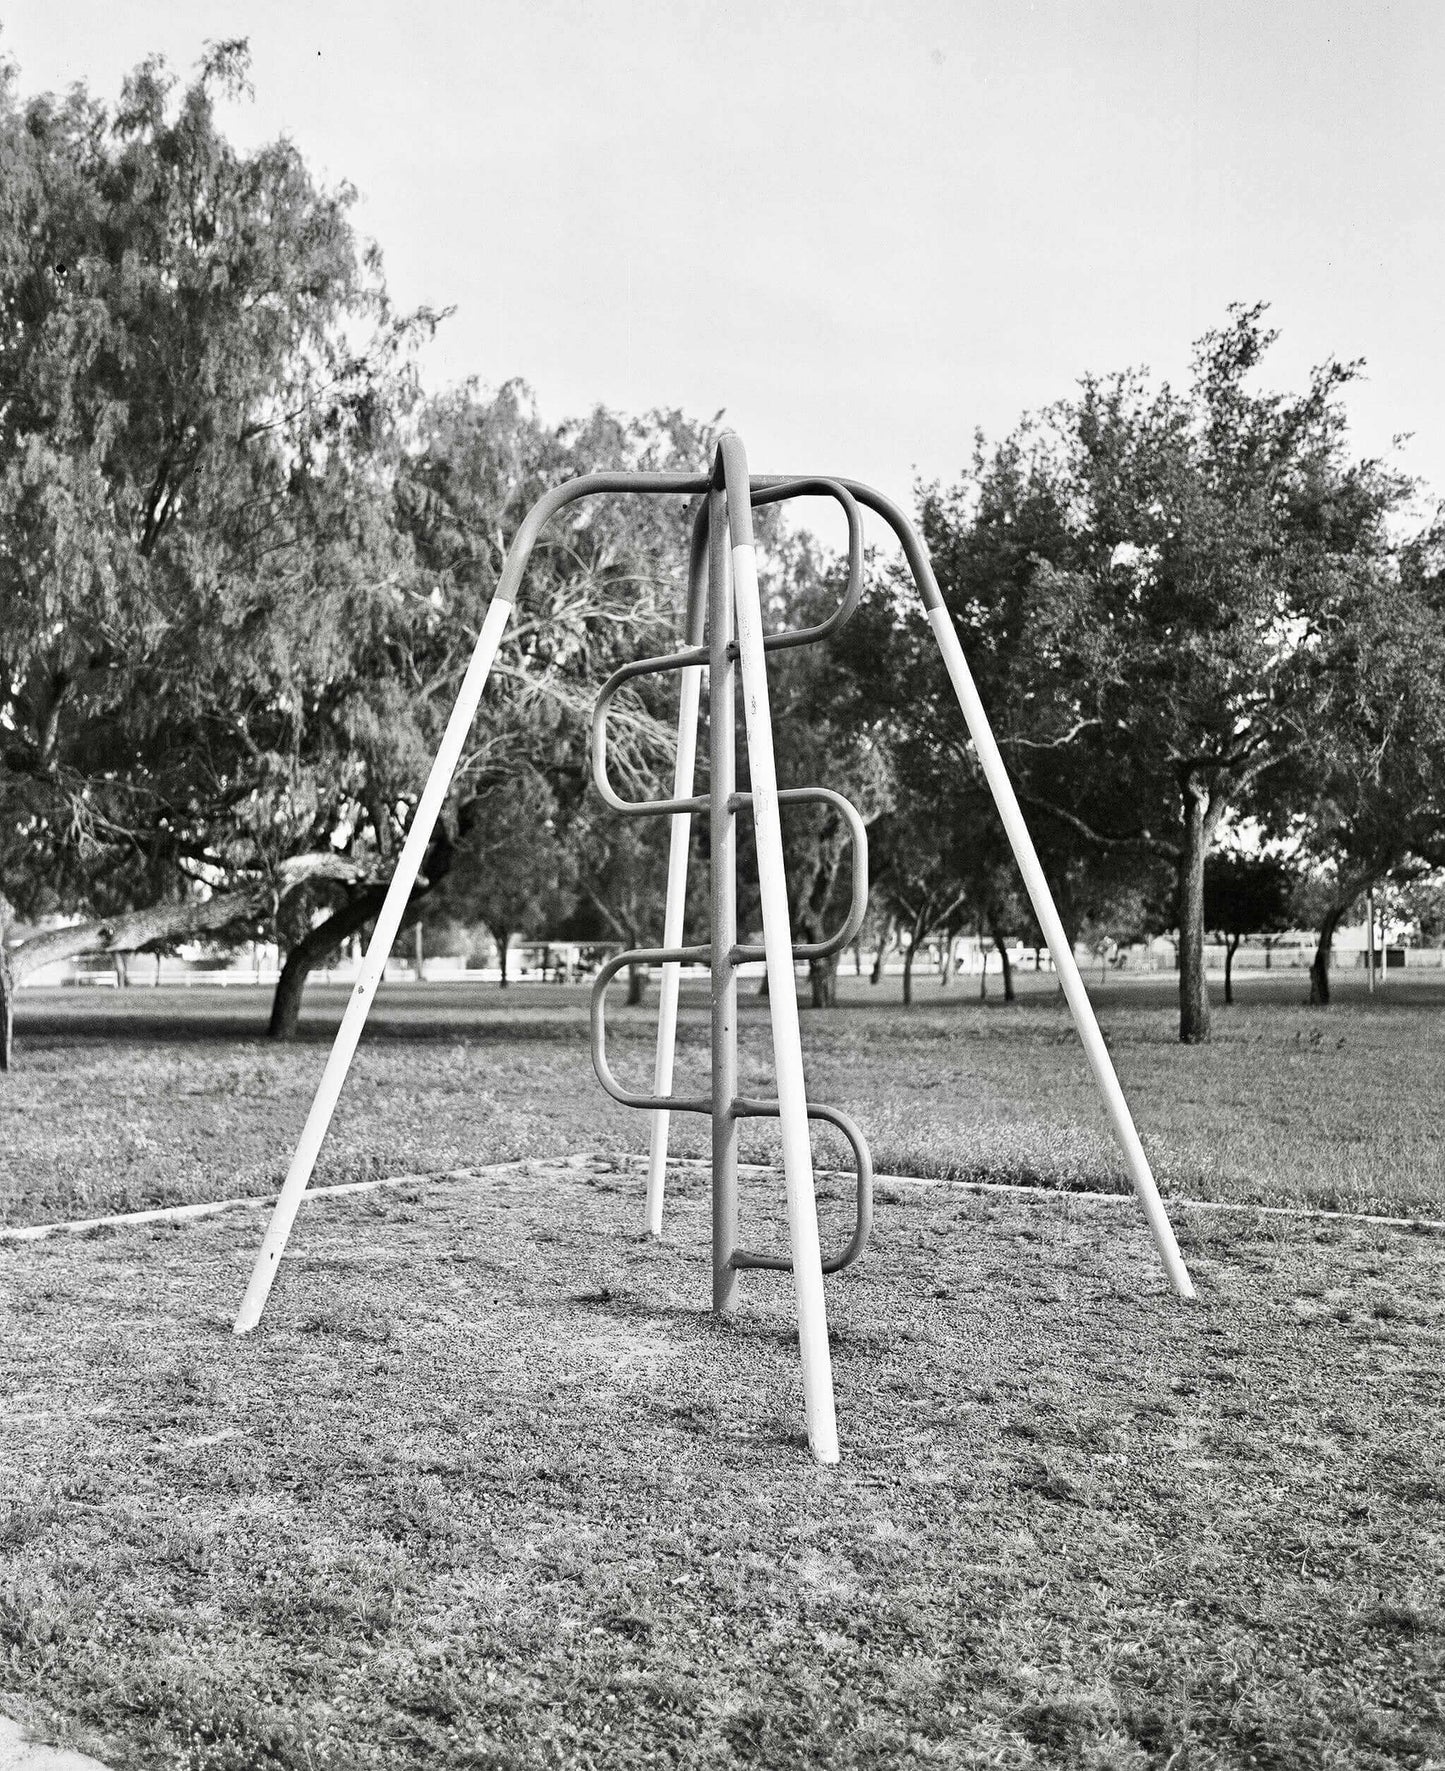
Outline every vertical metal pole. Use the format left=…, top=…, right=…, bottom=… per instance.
left=1366, top=887, right=1376, bottom=996
left=722, top=439, right=840, bottom=1465
left=645, top=524, right=709, bottom=1234
left=709, top=485, right=740, bottom=1317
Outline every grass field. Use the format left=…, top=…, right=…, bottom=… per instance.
left=3, top=968, right=1444, bottom=1230
left=2, top=973, right=1443, bottom=1768
left=2, top=1154, right=1443, bottom=1770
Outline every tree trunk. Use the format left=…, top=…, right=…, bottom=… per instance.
left=902, top=918, right=925, bottom=1006
left=852, top=940, right=862, bottom=977
left=0, top=942, right=13, bottom=1074
left=940, top=937, right=954, bottom=988
left=870, top=921, right=894, bottom=986
left=993, top=930, right=1015, bottom=1003
left=1177, top=782, right=1211, bottom=1043
left=0, top=853, right=384, bottom=1069
left=627, top=962, right=648, bottom=1007
left=1225, top=934, right=1239, bottom=1006
left=978, top=931, right=988, bottom=1001
left=808, top=951, right=838, bottom=1009
left=1309, top=905, right=1347, bottom=1006
left=269, top=887, right=394, bottom=1041
left=496, top=930, right=512, bottom=986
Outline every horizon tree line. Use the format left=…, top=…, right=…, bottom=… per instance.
left=3, top=46, right=1444, bottom=1069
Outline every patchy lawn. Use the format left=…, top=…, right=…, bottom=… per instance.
left=2, top=1156, right=1442, bottom=1769
left=4, top=970, right=1444, bottom=1227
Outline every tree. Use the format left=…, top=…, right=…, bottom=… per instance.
left=0, top=40, right=722, bottom=1065
left=1389, top=869, right=1445, bottom=946
left=0, top=43, right=438, bottom=1066
left=758, top=529, right=891, bottom=1008
left=434, top=771, right=573, bottom=989
left=1204, top=853, right=1294, bottom=1005
left=917, top=304, right=1413, bottom=1043
left=1267, top=522, right=1445, bottom=1004
left=869, top=789, right=970, bottom=1006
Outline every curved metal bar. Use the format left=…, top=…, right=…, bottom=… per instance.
left=490, top=472, right=711, bottom=610
left=591, top=643, right=711, bottom=815
left=590, top=942, right=711, bottom=1113
left=727, top=786, right=869, bottom=963
left=729, top=1098, right=873, bottom=1275
left=684, top=476, right=867, bottom=652
left=743, top=473, right=1194, bottom=1299
left=473, top=464, right=935, bottom=624
left=746, top=478, right=864, bottom=651
left=746, top=474, right=945, bottom=614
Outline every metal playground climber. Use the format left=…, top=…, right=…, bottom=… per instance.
left=232, top=434, right=1194, bottom=1464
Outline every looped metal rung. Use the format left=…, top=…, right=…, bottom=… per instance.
left=588, top=473, right=873, bottom=1276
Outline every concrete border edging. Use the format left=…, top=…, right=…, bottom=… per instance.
left=0, top=1156, right=596, bottom=1244
left=4, top=1150, right=1440, bottom=1244
left=0, top=1716, right=113, bottom=1771
left=612, top=1153, right=1445, bottom=1235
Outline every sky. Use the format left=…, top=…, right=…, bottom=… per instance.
left=5, top=0, right=1443, bottom=521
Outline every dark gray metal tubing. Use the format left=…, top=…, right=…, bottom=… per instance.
left=492, top=472, right=710, bottom=613
left=590, top=943, right=711, bottom=1113
left=746, top=474, right=945, bottom=614
left=488, top=467, right=937, bottom=624
left=708, top=480, right=740, bottom=1316
left=740, top=478, right=865, bottom=652
left=591, top=643, right=711, bottom=816
left=728, top=1098, right=873, bottom=1275
left=685, top=477, right=865, bottom=653
left=727, top=786, right=868, bottom=963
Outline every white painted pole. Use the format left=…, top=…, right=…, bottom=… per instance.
left=732, top=539, right=841, bottom=1463
left=233, top=593, right=515, bottom=1334
left=926, top=606, right=1195, bottom=1300
left=645, top=660, right=703, bottom=1234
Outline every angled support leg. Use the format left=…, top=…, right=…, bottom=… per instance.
left=645, top=519, right=709, bottom=1235
left=925, top=607, right=1195, bottom=1300
left=720, top=437, right=840, bottom=1463
left=232, top=592, right=515, bottom=1333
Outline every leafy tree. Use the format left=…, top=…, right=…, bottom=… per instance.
left=0, top=42, right=435, bottom=1067
left=434, top=771, right=573, bottom=988
left=868, top=787, right=970, bottom=1006
left=917, top=304, right=1413, bottom=1043
left=1203, top=853, right=1294, bottom=1004
left=1266, top=522, right=1445, bottom=1003
left=758, top=528, right=890, bottom=1008
left=0, top=38, right=720, bottom=1067
left=1388, top=869, right=1445, bottom=945
left=394, top=387, right=735, bottom=1011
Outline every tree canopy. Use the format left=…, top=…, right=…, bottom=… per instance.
left=916, top=304, right=1422, bottom=1041
left=4, top=42, right=1444, bottom=1073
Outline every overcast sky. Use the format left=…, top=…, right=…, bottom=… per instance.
left=5, top=1, right=1442, bottom=517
